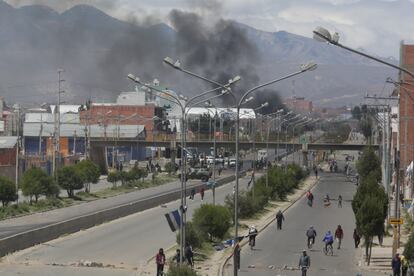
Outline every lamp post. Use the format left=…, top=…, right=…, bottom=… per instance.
left=290, top=117, right=309, bottom=164
left=264, top=109, right=285, bottom=188
left=282, top=114, right=302, bottom=167
left=312, top=26, right=414, bottom=257
left=291, top=119, right=315, bottom=165
left=128, top=74, right=238, bottom=264
left=163, top=58, right=318, bottom=276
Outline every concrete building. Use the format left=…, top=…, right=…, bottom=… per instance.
left=284, top=97, right=313, bottom=114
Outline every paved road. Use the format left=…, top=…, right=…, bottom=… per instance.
left=0, top=173, right=255, bottom=275
left=0, top=170, right=234, bottom=239
left=225, top=170, right=377, bottom=276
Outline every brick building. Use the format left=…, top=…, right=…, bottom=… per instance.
left=399, top=43, right=414, bottom=171
left=284, top=97, right=313, bottom=114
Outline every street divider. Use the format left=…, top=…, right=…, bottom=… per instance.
left=0, top=172, right=246, bottom=257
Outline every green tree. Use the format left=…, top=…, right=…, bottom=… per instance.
left=176, top=221, right=203, bottom=248
left=58, top=166, right=83, bottom=198
left=403, top=232, right=414, bottom=262
left=165, top=162, right=178, bottom=175
left=0, top=176, right=17, bottom=206
left=359, top=119, right=372, bottom=143
left=351, top=106, right=362, bottom=121
left=20, top=167, right=58, bottom=203
left=356, top=147, right=381, bottom=182
left=75, top=160, right=100, bottom=193
left=107, top=172, right=119, bottom=188
left=192, top=204, right=232, bottom=240
left=356, top=196, right=387, bottom=264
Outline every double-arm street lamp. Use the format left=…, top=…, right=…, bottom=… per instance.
left=128, top=73, right=239, bottom=264
left=163, top=57, right=317, bottom=276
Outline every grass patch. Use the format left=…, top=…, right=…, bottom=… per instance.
left=0, top=198, right=74, bottom=220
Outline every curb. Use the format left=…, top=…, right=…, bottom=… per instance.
left=218, top=175, right=320, bottom=276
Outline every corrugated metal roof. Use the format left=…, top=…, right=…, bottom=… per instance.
left=0, top=136, right=17, bottom=148
left=25, top=113, right=80, bottom=123
left=50, top=105, right=81, bottom=114
left=185, top=107, right=255, bottom=119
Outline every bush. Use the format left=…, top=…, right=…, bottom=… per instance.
left=0, top=176, right=17, bottom=206
left=176, top=221, right=204, bottom=248
left=57, top=166, right=83, bottom=198
left=20, top=167, right=58, bottom=203
left=75, top=160, right=100, bottom=193
left=404, top=231, right=414, bottom=262
left=167, top=265, right=199, bottom=276
left=192, top=204, right=231, bottom=240
left=107, top=172, right=119, bottom=188
left=165, top=162, right=178, bottom=175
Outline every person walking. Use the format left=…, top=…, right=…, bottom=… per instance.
left=190, top=187, right=196, bottom=200
left=392, top=253, right=401, bottom=276
left=335, top=225, right=344, bottom=249
left=174, top=249, right=181, bottom=265
left=338, top=195, right=343, bottom=208
left=155, top=248, right=166, bottom=276
left=200, top=186, right=205, bottom=201
left=401, top=255, right=409, bottom=276
left=353, top=229, right=361, bottom=248
left=185, top=245, right=194, bottom=268
left=234, top=243, right=241, bottom=271
left=298, top=250, right=311, bottom=276
left=275, top=210, right=285, bottom=230
left=306, top=190, right=314, bottom=207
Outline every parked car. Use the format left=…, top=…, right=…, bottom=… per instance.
left=228, top=158, right=243, bottom=168
left=178, top=167, right=212, bottom=182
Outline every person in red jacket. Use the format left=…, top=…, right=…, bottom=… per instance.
left=335, top=225, right=344, bottom=249
left=156, top=248, right=166, bottom=276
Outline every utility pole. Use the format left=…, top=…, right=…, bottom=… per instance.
left=53, top=69, right=64, bottom=180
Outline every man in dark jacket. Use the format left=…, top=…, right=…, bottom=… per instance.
left=298, top=250, right=311, bottom=276
left=392, top=253, right=401, bottom=276
left=185, top=245, right=194, bottom=268
left=275, top=210, right=285, bottom=230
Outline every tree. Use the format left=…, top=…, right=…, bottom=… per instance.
left=359, top=119, right=372, bottom=143
left=356, top=147, right=381, bottom=182
left=351, top=106, right=362, bottom=121
left=58, top=166, right=83, bottom=198
left=20, top=167, right=58, bottom=203
left=107, top=172, right=119, bottom=188
left=0, top=176, right=17, bottom=206
left=356, top=196, right=387, bottom=264
left=75, top=160, right=100, bottom=193
left=176, top=221, right=203, bottom=248
left=192, top=204, right=232, bottom=240
left=165, top=162, right=178, bottom=175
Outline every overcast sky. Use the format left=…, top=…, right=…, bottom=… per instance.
left=6, top=0, right=414, bottom=58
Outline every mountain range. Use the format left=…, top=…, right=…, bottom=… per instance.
left=0, top=1, right=396, bottom=107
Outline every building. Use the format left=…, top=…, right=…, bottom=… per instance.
left=284, top=97, right=313, bottom=114
left=0, top=136, right=18, bottom=181
left=399, top=43, right=414, bottom=173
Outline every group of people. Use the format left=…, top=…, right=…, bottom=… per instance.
left=155, top=245, right=195, bottom=275
left=392, top=253, right=410, bottom=276
left=305, top=190, right=342, bottom=208
left=189, top=186, right=205, bottom=200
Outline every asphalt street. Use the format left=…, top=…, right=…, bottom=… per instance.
left=0, top=173, right=256, bottom=276
left=225, top=170, right=377, bottom=276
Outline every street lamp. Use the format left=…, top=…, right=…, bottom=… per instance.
left=163, top=58, right=318, bottom=276
left=264, top=109, right=285, bottom=188
left=128, top=74, right=238, bottom=263
left=313, top=26, right=414, bottom=78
